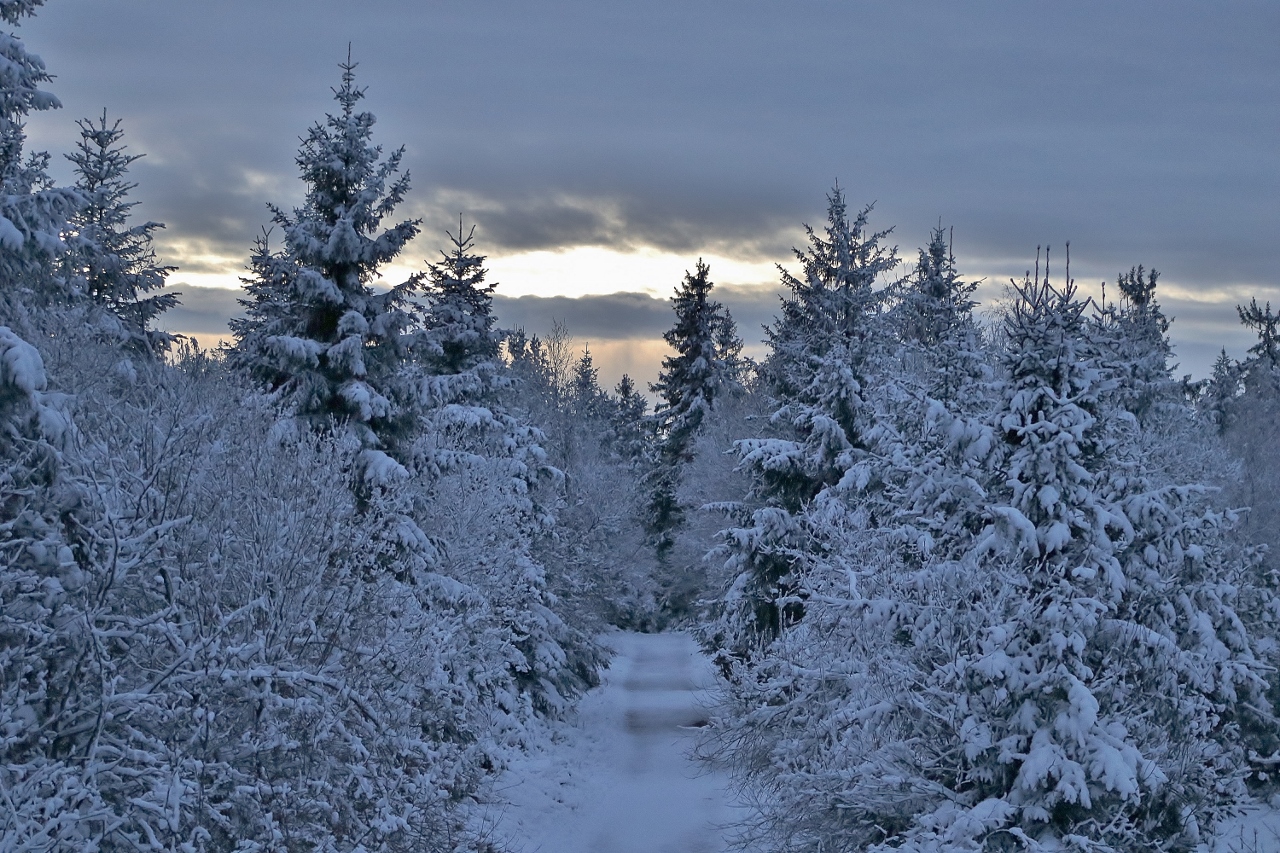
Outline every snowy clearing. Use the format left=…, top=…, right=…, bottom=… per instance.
left=478, top=631, right=743, bottom=853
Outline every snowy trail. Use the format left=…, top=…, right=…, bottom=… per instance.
left=480, top=631, right=742, bottom=853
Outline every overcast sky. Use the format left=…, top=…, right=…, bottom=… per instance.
left=20, top=1, right=1280, bottom=386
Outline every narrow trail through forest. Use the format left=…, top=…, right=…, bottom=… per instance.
left=480, top=632, right=743, bottom=853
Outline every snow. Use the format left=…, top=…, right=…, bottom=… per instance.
left=1, top=325, right=47, bottom=394
left=477, top=631, right=743, bottom=853
left=0, top=214, right=23, bottom=249
left=1212, top=805, right=1280, bottom=853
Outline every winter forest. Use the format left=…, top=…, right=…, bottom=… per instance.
left=3, top=2, right=1280, bottom=852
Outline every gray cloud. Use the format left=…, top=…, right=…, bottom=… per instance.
left=155, top=285, right=243, bottom=337
left=16, top=0, right=1277, bottom=359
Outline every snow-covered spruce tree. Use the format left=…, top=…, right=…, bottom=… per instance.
left=1201, top=348, right=1243, bottom=435
left=60, top=112, right=177, bottom=354
left=706, top=274, right=1269, bottom=853
left=930, top=274, right=1265, bottom=851
left=892, top=226, right=982, bottom=403
left=646, top=259, right=738, bottom=557
left=569, top=345, right=612, bottom=423
left=871, top=231, right=995, bottom=567
left=749, top=185, right=897, bottom=507
left=0, top=0, right=80, bottom=319
left=1092, top=264, right=1234, bottom=500
left=1238, top=298, right=1280, bottom=369
left=709, top=187, right=897, bottom=656
left=1094, top=265, right=1176, bottom=428
left=231, top=58, right=423, bottom=465
left=422, top=217, right=499, bottom=377
left=414, top=230, right=605, bottom=718
left=610, top=373, right=650, bottom=464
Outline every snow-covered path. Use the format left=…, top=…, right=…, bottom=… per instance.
left=479, top=631, right=742, bottom=853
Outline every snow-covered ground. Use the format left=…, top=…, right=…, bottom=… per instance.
left=1214, top=805, right=1280, bottom=853
left=477, top=631, right=743, bottom=853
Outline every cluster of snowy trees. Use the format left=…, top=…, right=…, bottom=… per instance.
left=679, top=191, right=1280, bottom=852
left=4, top=3, right=1280, bottom=851
left=0, top=9, right=615, bottom=850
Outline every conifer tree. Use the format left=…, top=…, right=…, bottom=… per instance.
left=1099, top=264, right=1176, bottom=423
left=0, top=0, right=80, bottom=314
left=651, top=259, right=731, bottom=455
left=570, top=346, right=609, bottom=419
left=1225, top=299, right=1280, bottom=551
left=1238, top=298, right=1279, bottom=368
left=712, top=304, right=750, bottom=387
left=422, top=217, right=499, bottom=378
left=231, top=57, right=423, bottom=462
left=1201, top=347, right=1241, bottom=432
left=875, top=230, right=992, bottom=564
left=62, top=112, right=177, bottom=353
left=646, top=259, right=735, bottom=556
left=895, top=226, right=981, bottom=403
left=750, top=185, right=898, bottom=507
left=610, top=373, right=649, bottom=463
left=712, top=188, right=898, bottom=653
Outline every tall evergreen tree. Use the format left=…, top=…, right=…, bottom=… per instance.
left=710, top=188, right=898, bottom=653
left=750, top=185, right=898, bottom=508
left=1098, top=265, right=1176, bottom=423
left=651, top=259, right=730, bottom=459
left=569, top=345, right=609, bottom=420
left=609, top=373, right=649, bottom=463
left=231, top=58, right=423, bottom=461
left=62, top=112, right=177, bottom=353
left=647, top=259, right=735, bottom=555
left=0, top=0, right=80, bottom=315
